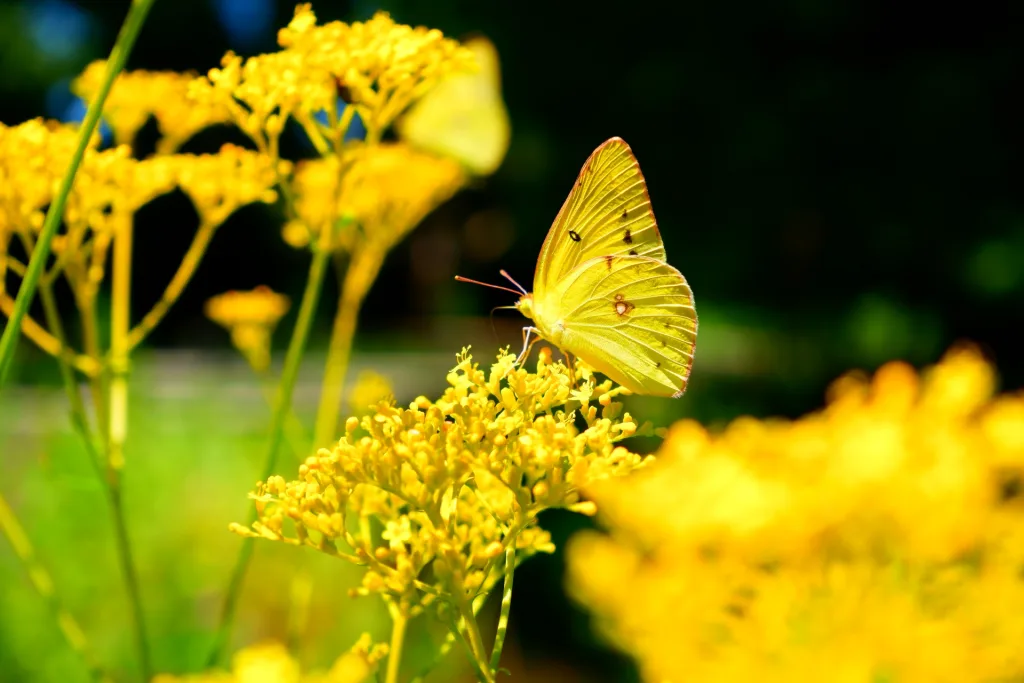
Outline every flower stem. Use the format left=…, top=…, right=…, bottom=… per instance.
left=384, top=604, right=409, bottom=683
left=105, top=213, right=153, bottom=681
left=0, top=494, right=112, bottom=683
left=126, top=218, right=218, bottom=351
left=458, top=599, right=496, bottom=683
left=312, top=246, right=386, bottom=448
left=488, top=545, right=516, bottom=675
left=206, top=246, right=331, bottom=667
left=0, top=0, right=156, bottom=390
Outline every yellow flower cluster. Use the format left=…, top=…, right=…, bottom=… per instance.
left=282, top=143, right=465, bottom=253
left=567, top=346, right=1024, bottom=683
left=72, top=61, right=233, bottom=152
left=191, top=5, right=474, bottom=151
left=177, top=144, right=284, bottom=227
left=152, top=637, right=386, bottom=683
left=1, top=120, right=280, bottom=297
left=232, top=348, right=647, bottom=620
left=205, top=286, right=291, bottom=372
left=278, top=5, right=475, bottom=140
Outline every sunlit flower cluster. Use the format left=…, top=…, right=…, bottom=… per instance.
left=152, top=637, right=387, bottom=683
left=567, top=346, right=1024, bottom=682
left=190, top=5, right=474, bottom=152
left=73, top=61, right=233, bottom=152
left=205, top=286, right=291, bottom=372
left=232, top=348, right=648, bottom=622
left=278, top=5, right=475, bottom=140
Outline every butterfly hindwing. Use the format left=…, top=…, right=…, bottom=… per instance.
left=533, top=138, right=666, bottom=300
left=547, top=255, right=697, bottom=397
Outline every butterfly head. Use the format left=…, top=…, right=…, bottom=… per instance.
left=514, top=293, right=534, bottom=321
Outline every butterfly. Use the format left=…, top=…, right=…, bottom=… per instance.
left=457, top=137, right=698, bottom=398
left=397, top=35, right=511, bottom=177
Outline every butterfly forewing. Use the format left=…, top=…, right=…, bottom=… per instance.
left=533, top=138, right=666, bottom=300
left=549, top=255, right=697, bottom=397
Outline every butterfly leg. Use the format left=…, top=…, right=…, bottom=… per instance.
left=565, top=350, right=576, bottom=386
left=516, top=326, right=540, bottom=366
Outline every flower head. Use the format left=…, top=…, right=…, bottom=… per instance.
left=174, top=144, right=284, bottom=227
left=231, top=347, right=648, bottom=618
left=284, top=143, right=465, bottom=253
left=73, top=60, right=232, bottom=152
left=190, top=5, right=474, bottom=150
left=205, top=286, right=291, bottom=372
left=279, top=6, right=475, bottom=140
left=567, top=345, right=1024, bottom=682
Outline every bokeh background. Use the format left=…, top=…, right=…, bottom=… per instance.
left=1, top=0, right=1023, bottom=681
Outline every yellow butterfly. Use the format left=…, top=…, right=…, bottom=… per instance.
left=397, top=36, right=511, bottom=177
left=458, top=137, right=698, bottom=398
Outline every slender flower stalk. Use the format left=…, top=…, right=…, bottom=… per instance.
left=206, top=245, right=331, bottom=667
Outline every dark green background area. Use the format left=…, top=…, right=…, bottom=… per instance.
left=1, top=1, right=1023, bottom=680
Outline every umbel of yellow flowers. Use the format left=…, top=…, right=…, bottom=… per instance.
left=568, top=345, right=1024, bottom=683
left=232, top=348, right=648, bottom=622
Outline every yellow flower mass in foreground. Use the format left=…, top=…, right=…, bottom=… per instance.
left=232, top=348, right=647, bottom=618
left=152, top=637, right=387, bottom=683
left=567, top=346, right=1024, bottom=683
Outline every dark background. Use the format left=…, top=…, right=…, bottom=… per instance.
left=2, top=0, right=1023, bottom=679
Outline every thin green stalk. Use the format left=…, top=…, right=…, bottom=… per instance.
left=487, top=546, right=516, bottom=675
left=0, top=494, right=112, bottom=683
left=105, top=478, right=152, bottom=680
left=126, top=218, right=218, bottom=351
left=457, top=597, right=495, bottom=683
left=384, top=603, right=409, bottom=683
left=206, top=246, right=331, bottom=667
left=312, top=246, right=386, bottom=448
left=0, top=0, right=157, bottom=389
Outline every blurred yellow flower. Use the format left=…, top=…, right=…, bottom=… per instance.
left=152, top=636, right=386, bottom=683
left=397, top=35, right=511, bottom=176
left=567, top=345, right=1024, bottom=683
left=284, top=143, right=465, bottom=253
left=232, top=347, right=647, bottom=621
left=174, top=144, right=284, bottom=227
left=346, top=370, right=394, bottom=415
left=73, top=60, right=233, bottom=152
left=205, top=286, right=291, bottom=372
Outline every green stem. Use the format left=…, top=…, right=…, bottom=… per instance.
left=458, top=597, right=495, bottom=683
left=206, top=246, right=331, bottom=667
left=312, top=246, right=386, bottom=448
left=106, top=476, right=152, bottom=681
left=125, top=218, right=218, bottom=351
left=488, top=546, right=516, bottom=676
left=384, top=603, right=409, bottom=683
left=0, top=0, right=157, bottom=389
left=0, top=494, right=112, bottom=683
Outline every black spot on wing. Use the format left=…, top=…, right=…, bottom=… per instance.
left=568, top=230, right=581, bottom=242
left=623, top=229, right=633, bottom=244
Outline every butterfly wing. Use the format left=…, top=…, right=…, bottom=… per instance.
left=533, top=138, right=666, bottom=301
left=546, top=255, right=697, bottom=397
left=396, top=37, right=510, bottom=176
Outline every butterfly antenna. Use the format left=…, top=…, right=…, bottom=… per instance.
left=454, top=275, right=522, bottom=296
left=499, top=270, right=528, bottom=295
